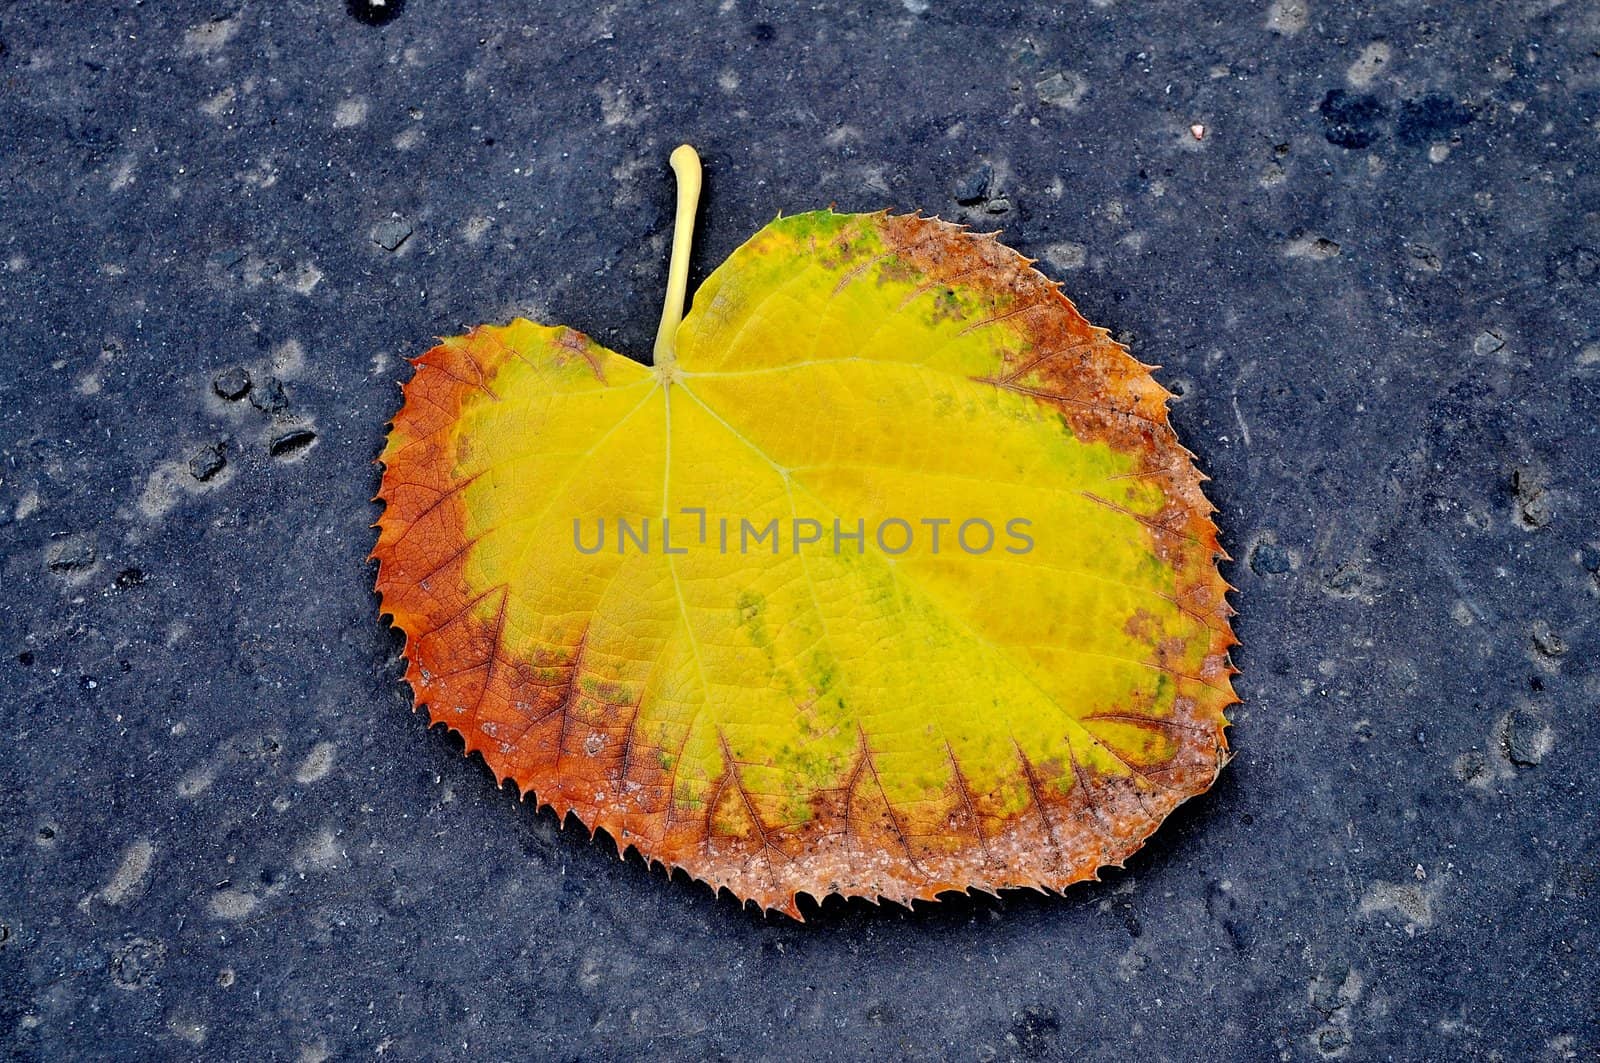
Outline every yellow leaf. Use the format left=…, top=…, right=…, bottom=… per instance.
left=374, top=146, right=1236, bottom=917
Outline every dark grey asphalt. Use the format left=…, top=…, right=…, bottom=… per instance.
left=2, top=1, right=1596, bottom=1059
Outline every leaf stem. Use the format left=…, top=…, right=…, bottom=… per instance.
left=652, top=144, right=703, bottom=372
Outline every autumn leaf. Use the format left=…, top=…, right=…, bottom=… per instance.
left=373, top=146, right=1237, bottom=917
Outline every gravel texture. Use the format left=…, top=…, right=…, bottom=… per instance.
left=2, top=1, right=1597, bottom=1059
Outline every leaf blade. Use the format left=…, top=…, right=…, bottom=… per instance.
left=375, top=212, right=1236, bottom=917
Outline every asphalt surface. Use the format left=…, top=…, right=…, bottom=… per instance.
left=2, top=1, right=1597, bottom=1059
